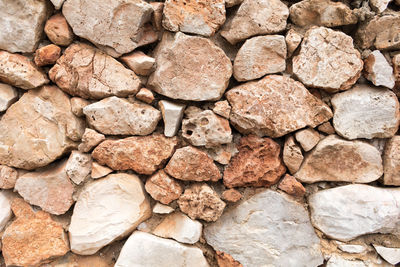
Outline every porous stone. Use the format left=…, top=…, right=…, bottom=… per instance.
left=135, top=88, right=154, bottom=104
left=283, top=135, right=304, bottom=174
left=0, top=191, right=12, bottom=231
left=226, top=75, right=333, bottom=137
left=66, top=150, right=92, bottom=185
left=158, top=100, right=185, bottom=137
left=223, top=135, right=286, bottom=188
left=221, top=189, right=242, bottom=202
left=148, top=32, right=232, bottom=101
left=90, top=162, right=112, bottom=179
left=293, top=27, right=363, bottom=93
left=204, top=189, right=323, bottom=267
left=0, top=83, right=18, bottom=112
left=286, top=29, right=302, bottom=57
left=0, top=165, right=18, bottom=189
left=383, top=136, right=400, bottom=185
left=78, top=129, right=105, bottom=153
left=69, top=173, right=151, bottom=255
left=145, top=170, right=182, bottom=205
left=34, top=44, right=61, bottom=67
left=373, top=245, right=400, bottom=265
left=364, top=50, right=395, bottom=89
left=120, top=51, right=155, bottom=76
left=70, top=97, right=90, bottom=117
left=44, top=13, right=74, bottom=46
left=295, top=127, right=320, bottom=152
left=278, top=174, right=306, bottom=198
left=213, top=100, right=231, bottom=119
left=153, top=203, right=174, bottom=214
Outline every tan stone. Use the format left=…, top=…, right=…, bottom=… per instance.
left=283, top=136, right=304, bottom=174
left=2, top=198, right=69, bottom=266
left=150, top=2, right=164, bottom=31
left=135, top=88, right=154, bottom=104
left=295, top=128, right=320, bottom=152
left=178, top=183, right=226, bottom=222
left=121, top=51, right=155, bottom=76
left=49, top=43, right=141, bottom=99
left=213, top=100, right=231, bottom=119
left=44, top=13, right=74, bottom=46
left=383, top=136, right=400, bottom=185
left=317, top=121, right=335, bottom=135
left=216, top=251, right=243, bottom=267
left=91, top=162, right=113, bottom=179
left=286, top=29, right=302, bottom=57
left=78, top=128, right=105, bottom=153
left=70, top=97, right=90, bottom=117
left=278, top=174, right=305, bottom=198
left=226, top=75, right=333, bottom=137
left=394, top=54, right=400, bottom=93
left=148, top=32, right=232, bottom=101
left=0, top=83, right=18, bottom=112
left=159, top=100, right=186, bottom=137
left=66, top=150, right=92, bottom=185
left=134, top=23, right=160, bottom=51
left=202, top=143, right=238, bottom=165
left=43, top=253, right=113, bottom=267
left=0, top=165, right=18, bottom=189
left=210, top=31, right=239, bottom=61
left=145, top=170, right=182, bottom=205
left=92, top=134, right=178, bottom=175
left=165, top=146, right=221, bottom=182
left=221, top=189, right=242, bottom=202
left=153, top=202, right=175, bottom=214
left=370, top=0, right=391, bottom=12
left=364, top=50, right=395, bottom=89
left=34, top=44, right=61, bottom=67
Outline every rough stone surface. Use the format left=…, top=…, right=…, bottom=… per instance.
left=148, top=32, right=232, bottom=101
left=78, top=129, right=105, bottom=153
left=83, top=97, right=161, bottom=136
left=0, top=191, right=12, bottom=231
left=286, top=29, right=302, bottom=57
left=135, top=88, right=154, bottom=104
left=223, top=135, right=286, bottom=188
left=202, top=143, right=238, bottom=165
left=165, top=146, right=221, bottom=182
left=145, top=170, right=182, bottom=205
left=92, top=134, right=178, bottom=175
left=153, top=203, right=174, bottom=214
left=370, top=0, right=391, bottom=12
left=70, top=97, right=90, bottom=117
left=373, top=245, right=400, bottom=265
left=66, top=150, right=92, bottom=185
left=317, top=121, right=335, bottom=135
left=295, top=135, right=383, bottom=183
left=220, top=0, right=289, bottom=44
left=44, top=13, right=74, bottom=46
left=278, top=174, right=306, bottom=198
left=50, top=0, right=65, bottom=9
left=69, top=173, right=151, bottom=255
left=49, top=43, right=141, bottom=99
left=336, top=242, right=368, bottom=254
left=326, top=255, right=370, bottom=267
left=225, top=0, right=243, bottom=7
left=383, top=136, right=400, bottom=185
left=0, top=86, right=85, bottom=170
left=0, top=165, right=18, bottom=189
left=204, top=189, right=323, bottom=267
left=295, top=127, right=320, bottom=152
left=213, top=100, right=231, bottom=119
left=394, top=54, right=400, bottom=93
left=283, top=135, right=304, bottom=174
left=226, top=75, right=333, bottom=137
left=221, top=189, right=242, bottom=202
left=178, top=183, right=225, bottom=222
left=159, top=100, right=185, bottom=137
left=150, top=2, right=164, bottom=31
left=90, top=162, right=112, bottom=179
left=216, top=251, right=243, bottom=267
left=331, top=84, right=400, bottom=139
left=0, top=83, right=18, bottom=112
left=34, top=44, right=61, bottom=67
left=364, top=50, right=395, bottom=89
left=293, top=27, right=363, bottom=93
left=120, top=51, right=155, bottom=76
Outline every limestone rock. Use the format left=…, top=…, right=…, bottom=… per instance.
left=62, top=0, right=153, bottom=57
left=44, top=13, right=74, bottom=46
left=0, top=86, right=85, bottom=170
left=370, top=0, right=391, bottom=12
left=90, top=162, right=112, bottom=179
left=162, top=0, right=225, bottom=37
left=135, top=88, right=154, bottom=104
left=83, top=97, right=161, bottom=136
left=204, top=189, right=323, bottom=267
left=148, top=32, right=232, bottom=101
left=2, top=198, right=69, bottom=266
left=43, top=253, right=113, bottom=267
left=0, top=165, right=18, bottom=189
left=66, top=150, right=92, bottom=185
left=364, top=50, right=395, bottom=89
left=150, top=2, right=164, bottom=31
left=331, top=84, right=400, bottom=139
left=49, top=43, right=141, bottom=99
left=336, top=242, right=368, bottom=254
left=216, top=251, right=243, bottom=267
left=295, top=127, right=320, bottom=152
left=293, top=27, right=363, bottom=93
left=283, top=135, right=304, bottom=174
left=286, top=29, right=302, bottom=57
left=0, top=191, right=12, bottom=231
left=165, top=146, right=221, bottom=182
left=226, top=75, right=333, bottom=137
left=295, top=135, right=383, bottom=183
left=278, top=174, right=306, bottom=198
left=178, top=183, right=225, bottom=222
left=115, top=231, right=209, bottom=267
left=0, top=84, right=18, bottom=112
left=70, top=97, right=90, bottom=117
left=34, top=44, right=61, bottom=67
left=202, top=143, right=238, bottom=165
left=158, top=100, right=185, bottom=137
left=383, top=136, right=400, bottom=185
left=213, top=100, right=231, bottom=119
left=223, top=135, right=286, bottom=188
left=153, top=203, right=174, bottom=214
left=121, top=51, right=155, bottom=76
left=0, top=0, right=49, bottom=53
left=221, top=189, right=242, bottom=202
left=92, top=134, right=178, bottom=175
left=373, top=245, right=400, bottom=265
left=50, top=0, right=65, bottom=9
left=145, top=170, right=182, bottom=205
left=0, top=51, right=48, bottom=90
left=78, top=129, right=105, bottom=153
left=220, top=0, right=289, bottom=44
left=69, top=173, right=151, bottom=255
left=326, top=255, right=369, bottom=267
left=317, top=121, right=335, bottom=135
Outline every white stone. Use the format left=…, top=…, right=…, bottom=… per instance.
left=50, top=0, right=65, bottom=9
left=326, top=255, right=368, bottom=267
left=65, top=150, right=92, bottom=185
left=152, top=203, right=174, bottom=214
left=364, top=50, right=395, bottom=89
left=0, top=190, right=12, bottom=232
left=336, top=242, right=368, bottom=254
left=0, top=84, right=18, bottom=112
left=158, top=100, right=185, bottom=137
left=370, top=0, right=391, bottom=12
left=120, top=51, right=155, bottom=76
left=373, top=245, right=400, bottom=265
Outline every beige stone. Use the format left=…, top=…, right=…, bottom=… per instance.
left=150, top=2, right=164, bottom=31
left=317, top=122, right=335, bottom=135
left=210, top=31, right=239, bottom=61
left=226, top=75, right=333, bottom=137
left=34, top=44, right=61, bottom=67
left=383, top=136, right=400, bottom=185
left=364, top=50, right=395, bottom=89
left=121, top=51, right=155, bottom=76
left=91, top=162, right=112, bottom=179
left=0, top=191, right=12, bottom=231
left=44, top=13, right=74, bottom=46
left=213, top=100, right=231, bottom=119
left=370, top=0, right=391, bottom=13
left=158, top=100, right=186, bottom=137
left=221, top=189, right=242, bottom=202
left=135, top=88, right=154, bottom=104
left=394, top=54, right=400, bottom=93
left=153, top=202, right=174, bottom=214
left=0, top=83, right=18, bottom=112
left=283, top=136, right=304, bottom=174
left=216, top=251, right=243, bottom=267
left=70, top=97, right=90, bottom=117
left=43, top=253, right=113, bottom=267
left=295, top=128, right=320, bottom=152
left=202, top=143, right=238, bottom=165
left=278, top=174, right=305, bottom=198
left=0, top=165, right=18, bottom=189
left=66, top=150, right=92, bottom=185
left=286, top=29, right=302, bottom=57
left=78, top=128, right=105, bottom=153
left=225, top=0, right=243, bottom=7
left=145, top=170, right=182, bottom=205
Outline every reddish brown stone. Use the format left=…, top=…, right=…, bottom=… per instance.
left=216, top=251, right=243, bottom=267
left=278, top=174, right=306, bottom=198
left=145, top=170, right=182, bottom=205
left=221, top=189, right=242, bottom=202
left=34, top=44, right=61, bottom=67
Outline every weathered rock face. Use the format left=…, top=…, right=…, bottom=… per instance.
left=120, top=51, right=155, bottom=76
left=91, top=162, right=112, bottom=179
left=62, top=0, right=153, bottom=57
left=285, top=29, right=302, bottom=57
left=278, top=174, right=306, bottom=198
left=221, top=189, right=242, bottom=202
left=364, top=50, right=395, bottom=89
left=0, top=86, right=85, bottom=170
left=331, top=84, right=400, bottom=139
left=78, top=128, right=105, bottom=153
left=69, top=173, right=151, bottom=255
left=394, top=54, right=400, bottom=93
left=220, top=0, right=289, bottom=44
left=204, top=189, right=323, bottom=267
left=49, top=43, right=141, bottom=99
left=213, top=100, right=231, bottom=119
left=223, top=135, right=286, bottom=188
left=115, top=232, right=209, bottom=267
left=34, top=44, right=61, bottom=67
left=2, top=198, right=69, bottom=267
left=226, top=75, right=333, bottom=137
left=0, top=0, right=49, bottom=53
left=83, top=97, right=161, bottom=136
left=65, top=150, right=92, bottom=185
left=283, top=135, right=304, bottom=174
left=0, top=191, right=12, bottom=231
left=158, top=100, right=186, bottom=137
left=70, top=97, right=90, bottom=117
left=136, top=88, right=155, bottom=104
left=293, top=27, right=363, bottom=93
left=370, top=0, right=391, bottom=12
left=0, top=165, right=18, bottom=189
left=295, top=128, right=320, bottom=152
left=295, top=135, right=383, bottom=183
left=148, top=32, right=232, bottom=101
left=145, top=170, right=182, bottom=205
left=162, top=0, right=226, bottom=37
left=0, top=83, right=18, bottom=112
left=308, top=184, right=400, bottom=241
left=383, top=136, right=400, bottom=185
left=92, top=134, right=178, bottom=175
left=216, top=251, right=243, bottom=267
left=373, top=245, right=400, bottom=265
left=44, top=13, right=74, bottom=46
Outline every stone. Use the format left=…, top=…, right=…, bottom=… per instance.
left=165, top=146, right=221, bottom=182
left=43, top=253, right=113, bottom=267
left=0, top=191, right=12, bottom=231
left=216, top=251, right=243, bottom=267
left=69, top=173, right=151, bottom=255
left=44, top=13, right=74, bottom=46
left=145, top=170, right=182, bottom=205
left=223, top=135, right=286, bottom=188
left=364, top=50, right=395, bottom=89
left=121, top=51, right=155, bottom=76
left=153, top=212, right=202, bottom=244
left=295, top=127, right=320, bottom=152
left=0, top=51, right=49, bottom=90
left=135, top=88, right=154, bottom=104
left=317, top=121, right=335, bottom=135
left=178, top=183, right=225, bottom=222
left=225, top=0, right=243, bottom=7
left=70, top=97, right=90, bottom=117
left=91, top=162, right=112, bottom=179
left=66, top=150, right=92, bottom=185
left=210, top=31, right=239, bottom=61
left=34, top=44, right=61, bottom=67
left=283, top=136, right=304, bottom=174
left=233, top=35, right=286, bottom=81
left=289, top=0, right=357, bottom=27
left=51, top=0, right=65, bottom=9
left=221, top=189, right=242, bottom=202
left=286, top=29, right=302, bottom=57
left=78, top=128, right=105, bottom=153
left=336, top=242, right=368, bottom=254
left=49, top=43, right=141, bottom=99
left=153, top=203, right=174, bottom=214
left=293, top=27, right=363, bottom=93
left=220, top=0, right=289, bottom=44
left=202, top=143, right=238, bottom=165
left=0, top=0, right=49, bottom=53
left=204, top=189, right=323, bottom=267
left=326, top=255, right=369, bottom=267
left=278, top=174, right=306, bottom=198
left=373, top=245, right=400, bottom=265
left=213, top=100, right=231, bottom=119
left=0, top=83, right=18, bottom=112
left=370, top=0, right=391, bottom=13
left=331, top=84, right=400, bottom=139
left=83, top=97, right=161, bottom=136
left=162, top=0, right=225, bottom=37
left=308, top=184, right=400, bottom=241
left=226, top=75, right=333, bottom=137
left=150, top=2, right=164, bottom=31
left=0, top=86, right=85, bottom=170
left=115, top=231, right=209, bottom=267
left=148, top=32, right=232, bottom=101
left=394, top=54, right=400, bottom=94
left=159, top=100, right=185, bottom=137
left=15, top=159, right=75, bottom=215
left=383, top=136, right=400, bottom=185
left=92, top=134, right=178, bottom=175
left=62, top=0, right=153, bottom=57
left=2, top=198, right=69, bottom=266
left=0, top=165, right=18, bottom=189
left=295, top=135, right=383, bottom=183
